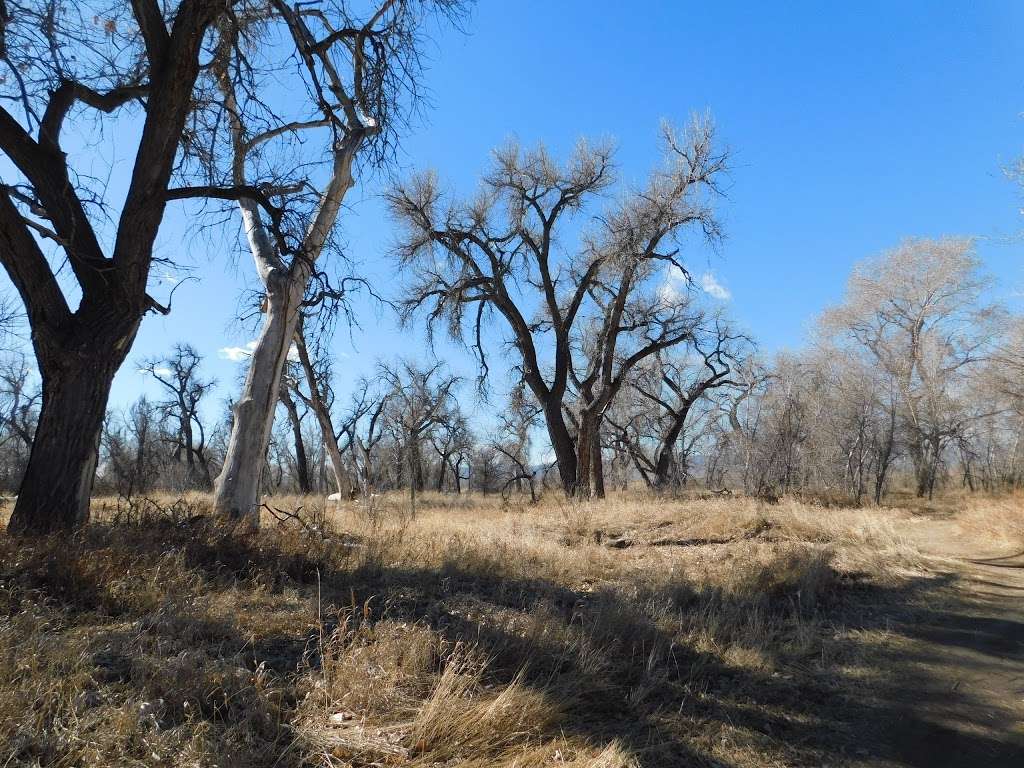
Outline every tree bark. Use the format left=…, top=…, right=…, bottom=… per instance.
left=294, top=322, right=348, bottom=497
left=542, top=400, right=578, bottom=495
left=213, top=275, right=303, bottom=526
left=280, top=388, right=311, bottom=494
left=589, top=425, right=605, bottom=498
left=653, top=416, right=688, bottom=490
left=8, top=312, right=139, bottom=534
left=574, top=416, right=595, bottom=499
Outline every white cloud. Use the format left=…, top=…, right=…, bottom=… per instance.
left=218, top=340, right=300, bottom=363
left=137, top=366, right=173, bottom=377
left=657, top=281, right=683, bottom=306
left=656, top=264, right=689, bottom=307
left=699, top=271, right=731, bottom=301
left=219, top=340, right=258, bottom=362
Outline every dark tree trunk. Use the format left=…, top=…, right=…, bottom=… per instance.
left=543, top=401, right=578, bottom=495
left=435, top=455, right=447, bottom=492
left=575, top=415, right=600, bottom=499
left=8, top=314, right=138, bottom=534
left=281, top=390, right=311, bottom=494
left=590, top=426, right=605, bottom=498
left=653, top=416, right=687, bottom=490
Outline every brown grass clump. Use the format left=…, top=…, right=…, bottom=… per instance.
left=0, top=489, right=1007, bottom=767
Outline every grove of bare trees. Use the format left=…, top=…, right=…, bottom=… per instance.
left=0, top=4, right=1021, bottom=537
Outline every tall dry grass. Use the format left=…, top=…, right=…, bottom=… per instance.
left=0, top=489, right=1010, bottom=767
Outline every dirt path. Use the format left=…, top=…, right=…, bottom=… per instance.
left=871, top=518, right=1024, bottom=767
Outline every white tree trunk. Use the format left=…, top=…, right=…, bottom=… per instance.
left=210, top=52, right=365, bottom=527
left=212, top=272, right=305, bottom=527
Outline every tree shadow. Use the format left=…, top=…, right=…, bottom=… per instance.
left=5, top=522, right=1024, bottom=767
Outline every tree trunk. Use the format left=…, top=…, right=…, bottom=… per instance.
left=590, top=426, right=606, bottom=499
left=575, top=416, right=596, bottom=499
left=543, top=401, right=578, bottom=495
left=280, top=389, right=311, bottom=494
left=8, top=316, right=137, bottom=535
left=653, top=417, right=687, bottom=491
left=435, top=455, right=447, bottom=491
left=294, top=322, right=348, bottom=497
left=213, top=275, right=302, bottom=526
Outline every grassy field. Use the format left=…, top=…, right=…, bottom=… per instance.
left=0, top=490, right=1020, bottom=767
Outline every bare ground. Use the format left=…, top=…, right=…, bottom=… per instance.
left=868, top=516, right=1024, bottom=767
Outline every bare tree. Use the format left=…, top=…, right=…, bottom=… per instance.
left=102, top=395, right=160, bottom=497
left=339, top=377, right=390, bottom=495
left=139, top=343, right=216, bottom=489
left=491, top=388, right=540, bottom=501
left=0, top=352, right=38, bottom=489
left=190, top=0, right=464, bottom=527
left=0, top=352, right=38, bottom=453
left=0, top=0, right=229, bottom=533
left=379, top=359, right=458, bottom=514
left=821, top=238, right=1005, bottom=498
left=290, top=315, right=350, bottom=497
left=389, top=117, right=727, bottom=497
left=430, top=406, right=471, bottom=492
left=614, top=318, right=750, bottom=491
left=278, top=382, right=311, bottom=494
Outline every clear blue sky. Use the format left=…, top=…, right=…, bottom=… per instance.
left=50, top=1, right=1024, bottom=421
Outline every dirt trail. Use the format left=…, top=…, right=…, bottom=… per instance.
left=872, top=517, right=1024, bottom=767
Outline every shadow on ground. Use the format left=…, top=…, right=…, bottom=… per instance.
left=2, top=520, right=1023, bottom=767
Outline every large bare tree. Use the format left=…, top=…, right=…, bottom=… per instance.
left=0, top=0, right=229, bottom=533
left=192, top=0, right=463, bottom=526
left=821, top=237, right=1005, bottom=497
left=389, top=117, right=727, bottom=496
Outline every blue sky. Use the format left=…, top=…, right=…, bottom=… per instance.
left=32, top=1, right=1024, bottom=423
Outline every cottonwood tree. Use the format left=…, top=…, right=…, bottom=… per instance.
left=0, top=353, right=38, bottom=453
left=140, top=343, right=215, bottom=489
left=0, top=0, right=230, bottom=533
left=822, top=238, right=1004, bottom=497
left=191, top=0, right=464, bottom=527
left=379, top=359, right=458, bottom=513
left=429, top=406, right=472, bottom=491
left=490, top=388, right=540, bottom=501
left=290, top=315, right=350, bottom=497
left=389, top=117, right=727, bottom=497
left=339, top=377, right=390, bottom=495
left=102, top=395, right=160, bottom=496
left=612, top=318, right=750, bottom=491
left=278, top=380, right=311, bottom=493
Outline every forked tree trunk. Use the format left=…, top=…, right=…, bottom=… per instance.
left=210, top=39, right=365, bottom=526
left=213, top=275, right=303, bottom=526
left=8, top=314, right=139, bottom=534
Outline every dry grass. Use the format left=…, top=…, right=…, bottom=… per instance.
left=943, top=492, right=1024, bottom=551
left=0, top=489, right=1011, bottom=767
